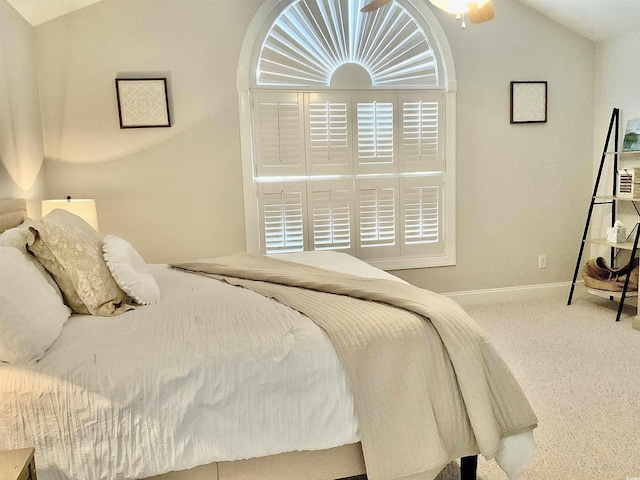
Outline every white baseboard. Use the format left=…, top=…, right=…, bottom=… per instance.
left=443, top=281, right=573, bottom=306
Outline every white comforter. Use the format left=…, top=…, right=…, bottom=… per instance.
left=0, top=251, right=533, bottom=480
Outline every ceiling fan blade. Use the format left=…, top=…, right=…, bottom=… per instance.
left=360, top=0, right=393, bottom=13
left=468, top=0, right=494, bottom=24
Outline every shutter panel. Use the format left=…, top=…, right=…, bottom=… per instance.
left=354, top=93, right=397, bottom=174
left=308, top=179, right=354, bottom=253
left=356, top=177, right=400, bottom=260
left=258, top=182, right=307, bottom=254
left=306, top=93, right=352, bottom=176
left=400, top=176, right=444, bottom=257
left=250, top=90, right=450, bottom=267
left=400, top=92, right=444, bottom=172
left=253, top=92, right=305, bottom=177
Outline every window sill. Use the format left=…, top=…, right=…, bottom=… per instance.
left=367, top=253, right=456, bottom=271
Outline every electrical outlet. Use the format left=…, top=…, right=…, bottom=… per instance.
left=538, top=255, right=547, bottom=269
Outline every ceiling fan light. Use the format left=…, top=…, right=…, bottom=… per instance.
left=468, top=0, right=494, bottom=24
left=428, top=0, right=469, bottom=15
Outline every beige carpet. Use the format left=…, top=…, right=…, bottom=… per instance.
left=431, top=289, right=640, bottom=479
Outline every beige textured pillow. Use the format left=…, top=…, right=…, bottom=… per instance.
left=27, top=209, right=131, bottom=316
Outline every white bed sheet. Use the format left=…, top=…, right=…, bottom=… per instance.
left=0, top=251, right=533, bottom=480
left=1, top=254, right=362, bottom=480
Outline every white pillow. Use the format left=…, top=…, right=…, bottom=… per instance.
left=0, top=220, right=34, bottom=249
left=0, top=246, right=70, bottom=364
left=0, top=221, right=67, bottom=306
left=103, top=235, right=161, bottom=305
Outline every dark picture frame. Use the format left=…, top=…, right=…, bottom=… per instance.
left=510, top=81, right=547, bottom=124
left=115, top=78, right=171, bottom=129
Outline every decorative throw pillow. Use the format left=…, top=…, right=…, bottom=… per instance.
left=103, top=235, right=161, bottom=305
left=27, top=209, right=131, bottom=316
left=0, top=246, right=70, bottom=364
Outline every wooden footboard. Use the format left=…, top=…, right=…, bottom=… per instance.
left=147, top=443, right=366, bottom=480
left=147, top=445, right=478, bottom=480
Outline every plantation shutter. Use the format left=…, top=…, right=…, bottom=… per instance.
left=356, top=177, right=400, bottom=260
left=253, top=92, right=305, bottom=177
left=251, top=91, right=449, bottom=267
left=354, top=93, right=397, bottom=175
left=399, top=92, right=444, bottom=172
left=308, top=179, right=354, bottom=254
left=400, top=175, right=444, bottom=257
left=306, top=93, right=352, bottom=176
left=258, top=182, right=307, bottom=254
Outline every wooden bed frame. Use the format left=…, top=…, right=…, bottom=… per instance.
left=0, top=198, right=477, bottom=480
left=150, top=445, right=478, bottom=480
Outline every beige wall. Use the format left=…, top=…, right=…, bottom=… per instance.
left=36, top=0, right=595, bottom=292
left=397, top=0, right=595, bottom=292
left=37, top=0, right=259, bottom=263
left=595, top=30, right=640, bottom=139
left=0, top=0, right=46, bottom=214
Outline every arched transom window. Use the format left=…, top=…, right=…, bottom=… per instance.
left=257, top=0, right=439, bottom=88
left=238, top=0, right=457, bottom=270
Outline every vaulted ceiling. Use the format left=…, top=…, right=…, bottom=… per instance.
left=5, top=0, right=640, bottom=42
left=6, top=0, right=103, bottom=27
left=516, top=0, right=640, bottom=42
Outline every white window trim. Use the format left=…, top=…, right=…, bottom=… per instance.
left=237, top=0, right=457, bottom=270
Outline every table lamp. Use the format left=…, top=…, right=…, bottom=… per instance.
left=42, top=196, right=99, bottom=231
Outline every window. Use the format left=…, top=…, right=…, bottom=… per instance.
left=238, top=0, right=456, bottom=270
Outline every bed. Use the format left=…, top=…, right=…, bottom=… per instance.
left=0, top=198, right=537, bottom=480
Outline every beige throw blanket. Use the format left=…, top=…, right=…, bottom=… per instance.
left=172, top=253, right=537, bottom=480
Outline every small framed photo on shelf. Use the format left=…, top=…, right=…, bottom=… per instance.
left=115, top=78, right=171, bottom=129
left=510, top=81, right=547, bottom=124
left=623, top=118, right=640, bottom=151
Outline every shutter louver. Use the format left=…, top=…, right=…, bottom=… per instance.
left=400, top=176, right=444, bottom=257
left=356, top=96, right=396, bottom=174
left=309, top=180, right=353, bottom=252
left=253, top=93, right=305, bottom=177
left=359, top=186, right=396, bottom=247
left=404, top=185, right=439, bottom=244
left=259, top=183, right=306, bottom=254
left=400, top=92, right=444, bottom=172
left=307, top=94, right=351, bottom=175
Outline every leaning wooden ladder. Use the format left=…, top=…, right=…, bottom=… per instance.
left=567, top=107, right=640, bottom=321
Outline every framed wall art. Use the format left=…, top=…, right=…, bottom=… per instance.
left=115, top=78, right=171, bottom=128
left=623, top=118, right=640, bottom=151
left=510, top=81, right=547, bottom=124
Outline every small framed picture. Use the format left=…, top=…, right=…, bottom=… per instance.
left=115, top=78, right=171, bottom=128
left=510, top=81, right=547, bottom=124
left=623, top=118, right=640, bottom=151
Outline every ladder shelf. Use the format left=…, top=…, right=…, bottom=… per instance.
left=568, top=108, right=640, bottom=322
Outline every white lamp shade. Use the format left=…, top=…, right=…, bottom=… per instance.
left=42, top=198, right=99, bottom=231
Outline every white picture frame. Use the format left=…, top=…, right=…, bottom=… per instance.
left=115, top=78, right=171, bottom=128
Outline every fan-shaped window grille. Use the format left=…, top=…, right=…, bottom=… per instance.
left=257, top=0, right=439, bottom=88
